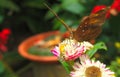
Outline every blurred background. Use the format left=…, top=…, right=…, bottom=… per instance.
left=0, top=0, right=120, bottom=77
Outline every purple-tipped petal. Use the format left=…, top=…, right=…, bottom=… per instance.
left=51, top=46, right=60, bottom=57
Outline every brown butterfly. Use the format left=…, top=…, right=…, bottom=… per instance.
left=73, top=8, right=108, bottom=41
left=44, top=4, right=109, bottom=42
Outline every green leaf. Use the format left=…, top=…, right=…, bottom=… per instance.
left=53, top=19, right=62, bottom=30
left=86, top=42, right=107, bottom=58
left=23, top=0, right=45, bottom=9
left=61, top=0, right=85, bottom=14
left=61, top=0, right=78, bottom=6
left=59, top=60, right=71, bottom=74
left=0, top=61, right=18, bottom=77
left=45, top=4, right=61, bottom=20
left=0, top=15, right=4, bottom=24
left=0, top=61, right=5, bottom=74
left=3, top=51, right=25, bottom=65
left=60, top=25, right=67, bottom=32
left=23, top=17, right=42, bottom=33
left=64, top=3, right=85, bottom=14
left=0, top=0, right=20, bottom=11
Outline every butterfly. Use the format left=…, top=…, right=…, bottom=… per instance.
left=73, top=8, right=108, bottom=41
left=44, top=4, right=109, bottom=42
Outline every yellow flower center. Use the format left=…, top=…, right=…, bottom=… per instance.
left=85, top=66, right=101, bottom=77
left=59, top=44, right=66, bottom=53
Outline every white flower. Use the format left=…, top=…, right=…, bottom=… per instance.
left=70, top=55, right=115, bottom=77
left=51, top=39, right=85, bottom=61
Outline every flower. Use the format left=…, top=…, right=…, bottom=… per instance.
left=0, top=28, right=11, bottom=44
left=91, top=5, right=107, bottom=14
left=110, top=0, right=120, bottom=16
left=51, top=39, right=86, bottom=61
left=70, top=55, right=115, bottom=77
left=0, top=28, right=11, bottom=52
left=51, top=39, right=93, bottom=61
left=91, top=0, right=120, bottom=18
left=91, top=0, right=120, bottom=19
left=2, top=28, right=11, bottom=35
left=91, top=5, right=110, bottom=18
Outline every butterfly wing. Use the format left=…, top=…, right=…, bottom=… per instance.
left=73, top=8, right=108, bottom=42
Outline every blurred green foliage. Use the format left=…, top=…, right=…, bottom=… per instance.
left=0, top=0, right=50, bottom=33
left=0, top=0, right=120, bottom=76
left=0, top=61, right=18, bottom=77
left=110, top=57, right=120, bottom=77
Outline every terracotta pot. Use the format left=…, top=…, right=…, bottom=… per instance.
left=18, top=31, right=61, bottom=63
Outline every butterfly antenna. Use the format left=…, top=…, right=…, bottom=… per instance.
left=44, top=3, right=73, bottom=37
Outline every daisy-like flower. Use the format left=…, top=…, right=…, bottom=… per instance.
left=51, top=39, right=87, bottom=61
left=70, top=55, right=115, bottom=77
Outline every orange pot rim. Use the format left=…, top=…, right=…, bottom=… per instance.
left=18, top=31, right=60, bottom=63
